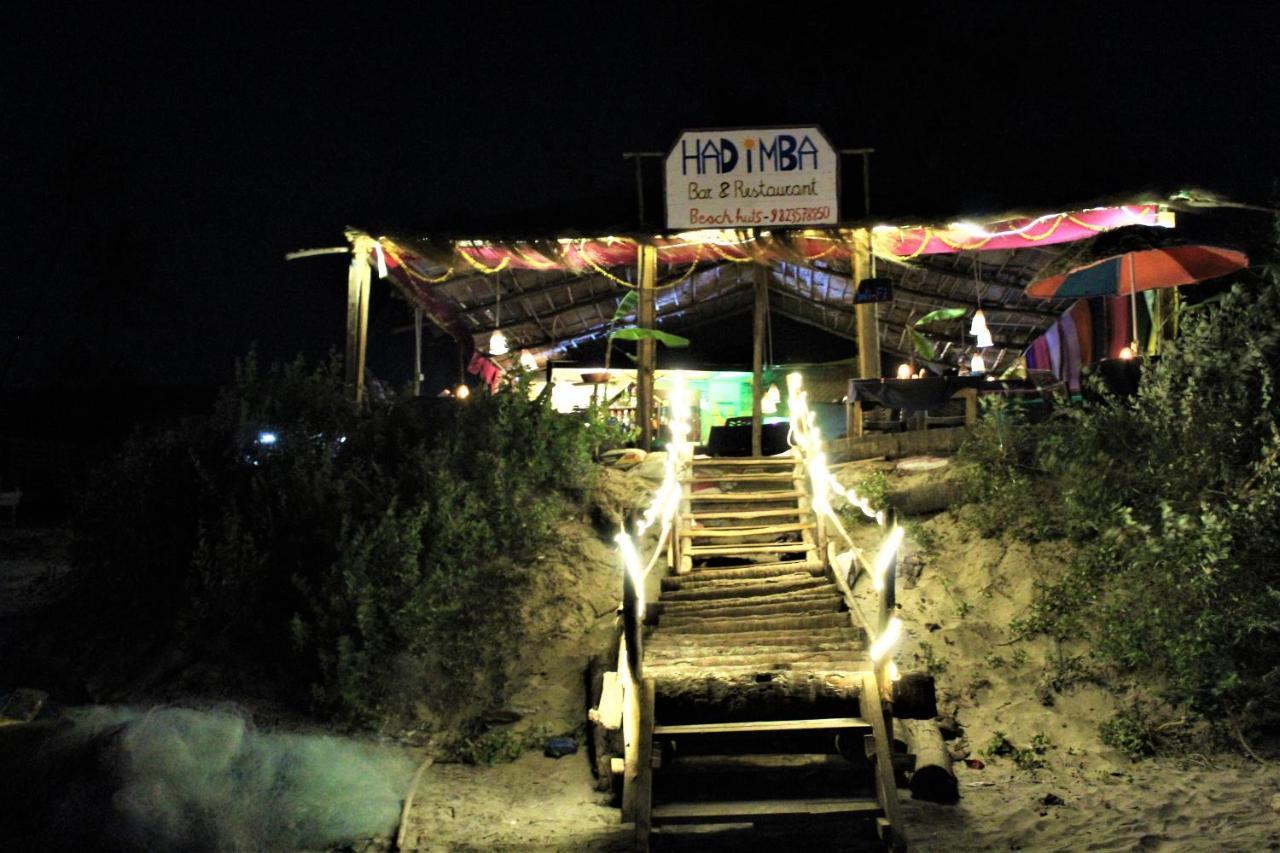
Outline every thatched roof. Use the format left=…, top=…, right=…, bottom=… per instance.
left=353, top=198, right=1202, bottom=375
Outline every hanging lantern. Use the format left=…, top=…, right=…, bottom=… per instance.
left=975, top=327, right=994, bottom=349
left=970, top=308, right=990, bottom=338
left=970, top=352, right=985, bottom=374
left=896, top=363, right=913, bottom=380
left=489, top=329, right=509, bottom=356
left=518, top=350, right=538, bottom=371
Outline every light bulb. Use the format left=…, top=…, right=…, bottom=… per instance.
left=456, top=383, right=471, bottom=399
left=1118, top=346, right=1134, bottom=360
left=970, top=352, right=985, bottom=374
left=896, top=363, right=912, bottom=380
left=518, top=350, right=538, bottom=371
left=489, top=329, right=509, bottom=356
left=976, top=328, right=994, bottom=348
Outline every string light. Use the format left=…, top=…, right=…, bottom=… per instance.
left=455, top=383, right=470, bottom=400
left=872, top=526, right=905, bottom=591
left=870, top=617, right=904, bottom=662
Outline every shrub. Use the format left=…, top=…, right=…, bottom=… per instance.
left=72, top=355, right=598, bottom=728
left=957, top=265, right=1280, bottom=744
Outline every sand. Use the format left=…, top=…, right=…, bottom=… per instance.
left=397, top=459, right=1280, bottom=851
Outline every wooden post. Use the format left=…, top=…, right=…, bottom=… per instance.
left=633, top=677, right=655, bottom=850
left=413, top=307, right=423, bottom=397
left=636, top=244, right=658, bottom=451
left=345, top=250, right=372, bottom=403
left=853, top=229, right=881, bottom=380
left=960, top=387, right=978, bottom=427
left=751, top=264, right=769, bottom=457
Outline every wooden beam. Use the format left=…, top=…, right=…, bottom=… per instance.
left=751, top=264, right=768, bottom=457
left=636, top=244, right=657, bottom=451
left=413, top=307, right=423, bottom=397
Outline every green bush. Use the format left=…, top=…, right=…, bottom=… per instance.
left=958, top=267, right=1280, bottom=744
left=72, top=356, right=597, bottom=727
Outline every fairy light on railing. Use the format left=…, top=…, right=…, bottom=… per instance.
left=869, top=617, right=904, bottom=663
left=872, top=525, right=906, bottom=591
left=614, top=372, right=693, bottom=617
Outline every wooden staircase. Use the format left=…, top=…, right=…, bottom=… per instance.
left=631, top=454, right=906, bottom=850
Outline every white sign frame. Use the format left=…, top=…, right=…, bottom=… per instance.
left=663, top=126, right=840, bottom=231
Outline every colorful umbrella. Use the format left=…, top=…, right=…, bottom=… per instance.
left=1025, top=245, right=1249, bottom=346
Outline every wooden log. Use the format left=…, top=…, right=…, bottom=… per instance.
left=647, top=626, right=862, bottom=647
left=895, top=718, right=959, bottom=804
left=684, top=521, right=814, bottom=538
left=661, top=575, right=828, bottom=601
left=890, top=671, right=938, bottom=720
left=886, top=472, right=966, bottom=516
left=652, top=669, right=862, bottom=723
left=684, top=507, right=803, bottom=521
left=667, top=560, right=822, bottom=585
left=659, top=612, right=849, bottom=634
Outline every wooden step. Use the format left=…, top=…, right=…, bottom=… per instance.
left=692, top=456, right=796, bottom=466
left=655, top=716, right=869, bottom=737
left=651, top=797, right=882, bottom=825
left=684, top=508, right=804, bottom=522
left=664, top=561, right=822, bottom=587
left=687, top=473, right=796, bottom=483
left=659, top=594, right=844, bottom=622
left=658, top=612, right=850, bottom=634
left=645, top=652, right=865, bottom=672
left=647, top=627, right=863, bottom=648
left=682, top=522, right=814, bottom=539
left=661, top=574, right=828, bottom=601
left=686, top=542, right=813, bottom=557
left=687, top=490, right=803, bottom=503
left=645, top=643, right=864, bottom=663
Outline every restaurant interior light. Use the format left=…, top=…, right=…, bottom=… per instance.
left=761, top=384, right=780, bottom=414
left=1118, top=346, right=1135, bottom=360
left=896, top=363, right=913, bottom=380
left=518, top=350, right=538, bottom=371
left=455, top=383, right=471, bottom=400
left=970, top=352, right=985, bottom=374
left=975, top=327, right=994, bottom=349
left=969, top=308, right=989, bottom=338
left=489, top=329, right=509, bottom=356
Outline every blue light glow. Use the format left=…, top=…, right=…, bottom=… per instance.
left=258, top=431, right=278, bottom=446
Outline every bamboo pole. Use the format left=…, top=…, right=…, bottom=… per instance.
left=752, top=264, right=769, bottom=457
left=345, top=251, right=372, bottom=403
left=637, top=244, right=658, bottom=451
left=853, top=229, right=881, bottom=379
left=413, top=307, right=423, bottom=397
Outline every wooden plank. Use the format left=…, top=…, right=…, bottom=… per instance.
left=651, top=797, right=882, bottom=824
left=687, top=473, right=796, bottom=482
left=862, top=671, right=907, bottom=852
left=687, top=490, right=803, bottom=502
left=692, top=456, right=796, bottom=466
left=654, top=717, right=868, bottom=736
left=596, top=670, right=623, bottom=730
left=686, top=542, right=811, bottom=556
left=684, top=522, right=814, bottom=538
left=684, top=508, right=803, bottom=521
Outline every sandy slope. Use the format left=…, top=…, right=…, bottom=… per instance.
left=399, top=460, right=1280, bottom=851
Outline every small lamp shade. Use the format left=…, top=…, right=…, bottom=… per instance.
left=970, top=352, right=985, bottom=374
left=518, top=350, right=538, bottom=371
left=489, top=330, right=509, bottom=356
left=969, top=308, right=989, bottom=338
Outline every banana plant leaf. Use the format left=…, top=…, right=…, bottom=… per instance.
left=908, top=328, right=936, bottom=361
left=914, top=307, right=967, bottom=327
left=609, top=326, right=690, bottom=347
left=611, top=291, right=639, bottom=323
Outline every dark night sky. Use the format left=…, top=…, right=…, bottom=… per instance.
left=3, top=3, right=1278, bottom=394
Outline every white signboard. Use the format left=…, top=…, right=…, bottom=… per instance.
left=664, top=126, right=839, bottom=230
